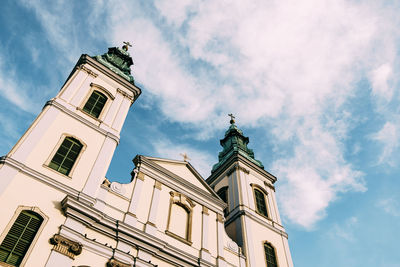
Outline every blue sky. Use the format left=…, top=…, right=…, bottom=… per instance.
left=1, top=0, right=400, bottom=266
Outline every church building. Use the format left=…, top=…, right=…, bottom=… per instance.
left=0, top=45, right=293, bottom=267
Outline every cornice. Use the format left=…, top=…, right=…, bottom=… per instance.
left=225, top=206, right=288, bottom=239
left=77, top=55, right=141, bottom=101
left=61, top=195, right=214, bottom=267
left=45, top=99, right=120, bottom=144
left=207, top=153, right=277, bottom=185
left=0, top=156, right=89, bottom=200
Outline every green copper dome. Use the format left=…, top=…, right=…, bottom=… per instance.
left=211, top=121, right=264, bottom=172
left=93, top=45, right=134, bottom=83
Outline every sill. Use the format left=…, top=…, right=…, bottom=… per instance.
left=76, top=107, right=103, bottom=123
left=42, top=164, right=72, bottom=179
left=255, top=210, right=270, bottom=221
left=165, top=230, right=192, bottom=246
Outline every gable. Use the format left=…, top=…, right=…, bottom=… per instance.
left=152, top=159, right=210, bottom=192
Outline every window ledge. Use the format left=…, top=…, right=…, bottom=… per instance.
left=165, top=230, right=192, bottom=246
left=42, top=164, right=72, bottom=179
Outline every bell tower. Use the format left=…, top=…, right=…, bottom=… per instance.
left=207, top=116, right=293, bottom=267
left=0, top=44, right=141, bottom=202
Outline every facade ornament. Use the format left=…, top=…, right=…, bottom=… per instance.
left=107, top=258, right=131, bottom=267
left=111, top=181, right=126, bottom=195
left=77, top=65, right=98, bottom=77
left=117, top=88, right=134, bottom=102
left=49, top=234, right=82, bottom=259
left=102, top=178, right=111, bottom=187
left=180, top=152, right=191, bottom=162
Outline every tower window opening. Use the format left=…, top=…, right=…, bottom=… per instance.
left=48, top=137, right=83, bottom=176
left=0, top=210, right=43, bottom=266
left=264, top=242, right=278, bottom=267
left=254, top=188, right=268, bottom=218
left=82, top=90, right=107, bottom=118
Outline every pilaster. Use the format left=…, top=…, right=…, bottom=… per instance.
left=144, top=180, right=162, bottom=235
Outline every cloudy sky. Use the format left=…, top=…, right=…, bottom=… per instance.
left=1, top=0, right=400, bottom=266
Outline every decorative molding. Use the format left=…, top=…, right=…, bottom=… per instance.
left=154, top=181, right=162, bottom=190
left=90, top=83, right=115, bottom=100
left=238, top=166, right=250, bottom=174
left=226, top=166, right=236, bottom=176
left=217, top=214, right=224, bottom=223
left=264, top=181, right=276, bottom=191
left=136, top=171, right=145, bottom=181
left=45, top=99, right=120, bottom=144
left=107, top=258, right=131, bottom=267
left=111, top=182, right=126, bottom=195
left=202, top=206, right=209, bottom=215
left=50, top=234, right=82, bottom=259
left=117, top=88, right=134, bottom=102
left=77, top=65, right=98, bottom=77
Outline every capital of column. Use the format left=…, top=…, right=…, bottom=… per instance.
left=49, top=234, right=82, bottom=259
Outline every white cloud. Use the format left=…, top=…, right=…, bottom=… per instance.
left=371, top=121, right=399, bottom=166
left=11, top=0, right=400, bottom=228
left=370, top=63, right=394, bottom=102
left=377, top=197, right=400, bottom=217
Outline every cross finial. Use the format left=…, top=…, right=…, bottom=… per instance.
left=228, top=113, right=235, bottom=124
left=180, top=153, right=191, bottom=162
left=122, top=41, right=133, bottom=51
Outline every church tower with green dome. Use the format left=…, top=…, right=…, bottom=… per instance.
left=207, top=116, right=293, bottom=267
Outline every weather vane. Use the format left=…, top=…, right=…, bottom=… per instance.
left=180, top=153, right=191, bottom=162
left=122, top=41, right=132, bottom=51
left=228, top=113, right=235, bottom=124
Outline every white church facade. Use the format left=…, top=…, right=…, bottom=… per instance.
left=0, top=45, right=293, bottom=267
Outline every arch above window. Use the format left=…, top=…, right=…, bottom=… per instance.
left=166, top=192, right=195, bottom=245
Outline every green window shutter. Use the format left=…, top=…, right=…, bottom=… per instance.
left=264, top=242, right=278, bottom=267
left=255, top=189, right=268, bottom=217
left=49, top=137, right=83, bottom=176
left=0, top=211, right=43, bottom=266
left=82, top=90, right=107, bottom=118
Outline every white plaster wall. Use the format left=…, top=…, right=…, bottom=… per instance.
left=22, top=110, right=107, bottom=191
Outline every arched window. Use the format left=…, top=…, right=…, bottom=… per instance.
left=264, top=242, right=278, bottom=267
left=254, top=188, right=268, bottom=217
left=217, top=187, right=228, bottom=203
left=217, top=187, right=228, bottom=215
left=49, top=136, right=83, bottom=175
left=82, top=90, right=107, bottom=118
left=0, top=210, right=43, bottom=266
left=166, top=192, right=195, bottom=245
left=168, top=203, right=190, bottom=239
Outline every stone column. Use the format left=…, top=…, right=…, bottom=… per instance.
left=81, top=135, right=118, bottom=198
left=200, top=207, right=211, bottom=262
left=103, top=91, right=123, bottom=126
left=112, top=90, right=133, bottom=132
left=124, top=171, right=145, bottom=227
left=144, top=181, right=162, bottom=235
left=59, top=67, right=88, bottom=102
left=70, top=72, right=96, bottom=108
left=216, top=214, right=227, bottom=267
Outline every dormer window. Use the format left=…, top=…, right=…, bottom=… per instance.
left=82, top=90, right=107, bottom=118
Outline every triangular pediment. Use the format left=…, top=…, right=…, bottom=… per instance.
left=140, top=156, right=219, bottom=198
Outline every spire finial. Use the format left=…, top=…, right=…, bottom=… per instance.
left=122, top=41, right=132, bottom=51
left=180, top=153, right=191, bottom=162
left=228, top=113, right=235, bottom=124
